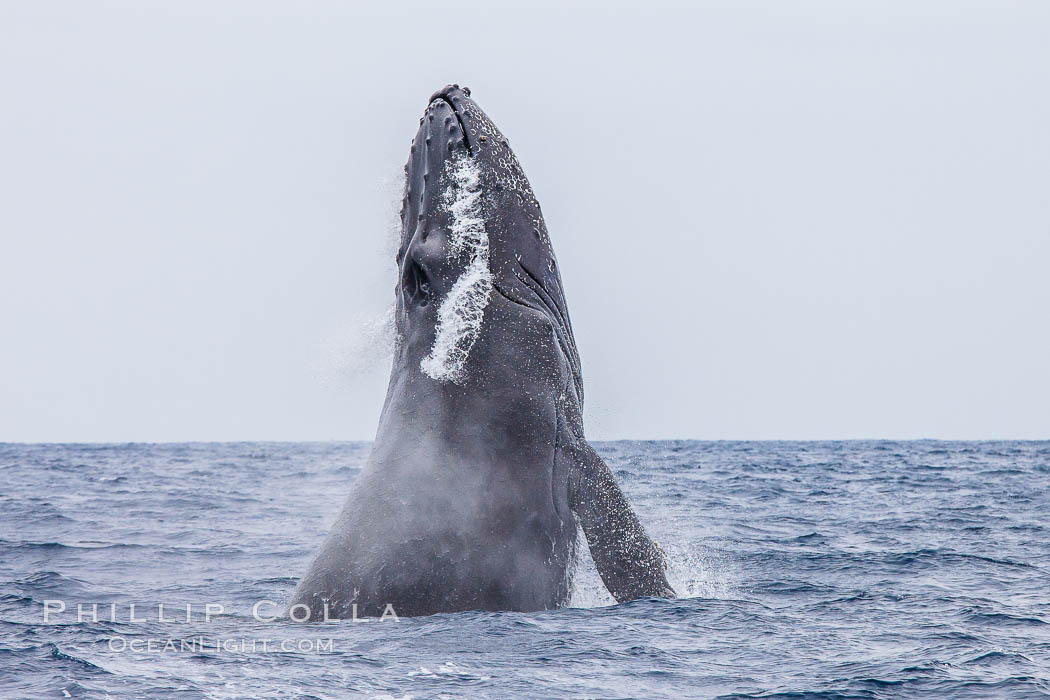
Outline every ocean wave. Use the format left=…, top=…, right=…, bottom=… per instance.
left=2, top=441, right=1049, bottom=698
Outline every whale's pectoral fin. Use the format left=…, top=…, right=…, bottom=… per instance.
left=567, top=440, right=676, bottom=602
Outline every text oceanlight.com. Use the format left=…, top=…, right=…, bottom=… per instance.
left=108, top=637, right=338, bottom=653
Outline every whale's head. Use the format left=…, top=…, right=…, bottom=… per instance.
left=394, top=85, right=581, bottom=400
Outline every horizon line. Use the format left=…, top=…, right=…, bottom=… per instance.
left=2, top=436, right=1048, bottom=446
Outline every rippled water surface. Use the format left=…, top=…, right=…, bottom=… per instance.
left=2, top=441, right=1049, bottom=698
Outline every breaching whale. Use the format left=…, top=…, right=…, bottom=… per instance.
left=290, top=85, right=674, bottom=619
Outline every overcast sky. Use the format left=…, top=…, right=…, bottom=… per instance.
left=1, top=1, right=1047, bottom=442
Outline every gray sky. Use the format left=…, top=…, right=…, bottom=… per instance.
left=1, top=1, right=1047, bottom=442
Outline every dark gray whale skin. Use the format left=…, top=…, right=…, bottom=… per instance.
left=290, top=85, right=674, bottom=619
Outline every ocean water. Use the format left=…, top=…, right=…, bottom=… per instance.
left=1, top=440, right=1049, bottom=699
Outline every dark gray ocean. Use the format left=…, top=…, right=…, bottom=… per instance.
left=1, top=441, right=1048, bottom=698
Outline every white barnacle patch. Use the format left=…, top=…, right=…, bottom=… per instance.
left=420, top=157, right=492, bottom=383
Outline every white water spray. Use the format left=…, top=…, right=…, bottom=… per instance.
left=420, top=157, right=492, bottom=383
left=568, top=526, right=738, bottom=608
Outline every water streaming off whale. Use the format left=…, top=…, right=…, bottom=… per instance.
left=421, top=157, right=492, bottom=383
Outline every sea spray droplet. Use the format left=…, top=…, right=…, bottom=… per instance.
left=420, top=157, right=492, bottom=383
left=318, top=305, right=397, bottom=383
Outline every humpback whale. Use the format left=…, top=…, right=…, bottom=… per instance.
left=291, top=85, right=674, bottom=618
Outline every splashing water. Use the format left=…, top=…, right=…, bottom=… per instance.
left=314, top=169, right=405, bottom=386
left=421, top=157, right=492, bottom=383
left=316, top=305, right=397, bottom=383
left=568, top=526, right=736, bottom=608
